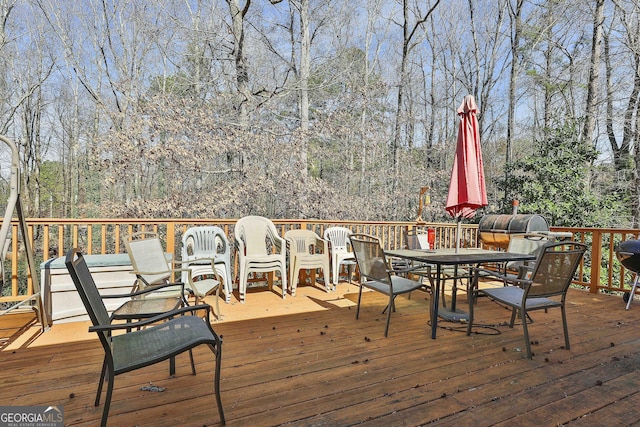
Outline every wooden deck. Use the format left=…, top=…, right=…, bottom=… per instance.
left=2, top=282, right=640, bottom=426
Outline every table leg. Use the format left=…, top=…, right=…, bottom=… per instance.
left=451, top=265, right=459, bottom=312
left=436, top=264, right=470, bottom=324
left=431, top=264, right=441, bottom=339
left=467, top=268, right=479, bottom=336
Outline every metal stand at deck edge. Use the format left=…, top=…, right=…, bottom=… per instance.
left=0, top=135, right=51, bottom=332
left=625, top=275, right=640, bottom=310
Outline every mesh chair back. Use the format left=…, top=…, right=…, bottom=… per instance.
left=125, top=232, right=171, bottom=287
left=505, top=234, right=550, bottom=273
left=526, top=242, right=587, bottom=298
left=65, top=249, right=111, bottom=339
left=350, top=234, right=391, bottom=286
left=507, top=235, right=548, bottom=255
left=404, top=228, right=429, bottom=250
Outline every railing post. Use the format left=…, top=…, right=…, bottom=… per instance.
left=590, top=229, right=602, bottom=294
left=166, top=222, right=176, bottom=256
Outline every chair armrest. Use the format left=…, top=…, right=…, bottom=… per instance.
left=101, top=282, right=186, bottom=299
left=234, top=237, right=245, bottom=255
left=130, top=267, right=193, bottom=278
left=175, top=257, right=216, bottom=265
left=316, top=238, right=329, bottom=254
left=303, top=237, right=329, bottom=254
left=472, top=266, right=531, bottom=288
left=387, top=263, right=432, bottom=275
left=272, top=236, right=286, bottom=254
left=89, top=304, right=213, bottom=332
left=265, top=226, right=286, bottom=253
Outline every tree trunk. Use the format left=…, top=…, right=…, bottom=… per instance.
left=393, top=0, right=441, bottom=193
left=582, top=0, right=604, bottom=146
left=298, top=0, right=310, bottom=215
left=506, top=0, right=523, bottom=201
left=299, top=0, right=309, bottom=134
left=392, top=1, right=409, bottom=191
left=227, top=0, right=251, bottom=128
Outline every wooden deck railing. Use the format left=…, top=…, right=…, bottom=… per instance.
left=1, top=218, right=638, bottom=304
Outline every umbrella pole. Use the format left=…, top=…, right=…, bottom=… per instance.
left=439, top=215, right=469, bottom=323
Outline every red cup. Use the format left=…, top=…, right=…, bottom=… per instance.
left=427, top=228, right=436, bottom=249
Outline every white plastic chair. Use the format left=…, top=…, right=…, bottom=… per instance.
left=234, top=216, right=287, bottom=302
left=182, top=226, right=233, bottom=303
left=285, top=229, right=330, bottom=296
left=323, top=226, right=356, bottom=288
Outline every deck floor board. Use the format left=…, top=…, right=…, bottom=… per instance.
left=2, top=284, right=639, bottom=426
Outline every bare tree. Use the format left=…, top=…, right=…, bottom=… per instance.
left=609, top=0, right=640, bottom=225
left=226, top=0, right=252, bottom=128
left=0, top=0, right=625, bottom=224
left=391, top=0, right=441, bottom=194
left=582, top=0, right=605, bottom=146
left=0, top=1, right=56, bottom=217
left=289, top=0, right=311, bottom=217
left=505, top=0, right=524, bottom=201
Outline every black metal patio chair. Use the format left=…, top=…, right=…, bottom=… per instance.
left=467, top=241, right=587, bottom=359
left=349, top=234, right=430, bottom=337
left=65, top=248, right=225, bottom=426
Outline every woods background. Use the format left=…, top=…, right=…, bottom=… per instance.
left=0, top=0, right=638, bottom=228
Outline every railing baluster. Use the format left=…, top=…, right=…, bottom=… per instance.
left=87, top=224, right=93, bottom=254
left=590, top=229, right=602, bottom=294
left=43, top=224, right=50, bottom=260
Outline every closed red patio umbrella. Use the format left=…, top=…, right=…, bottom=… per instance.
left=446, top=95, right=487, bottom=250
